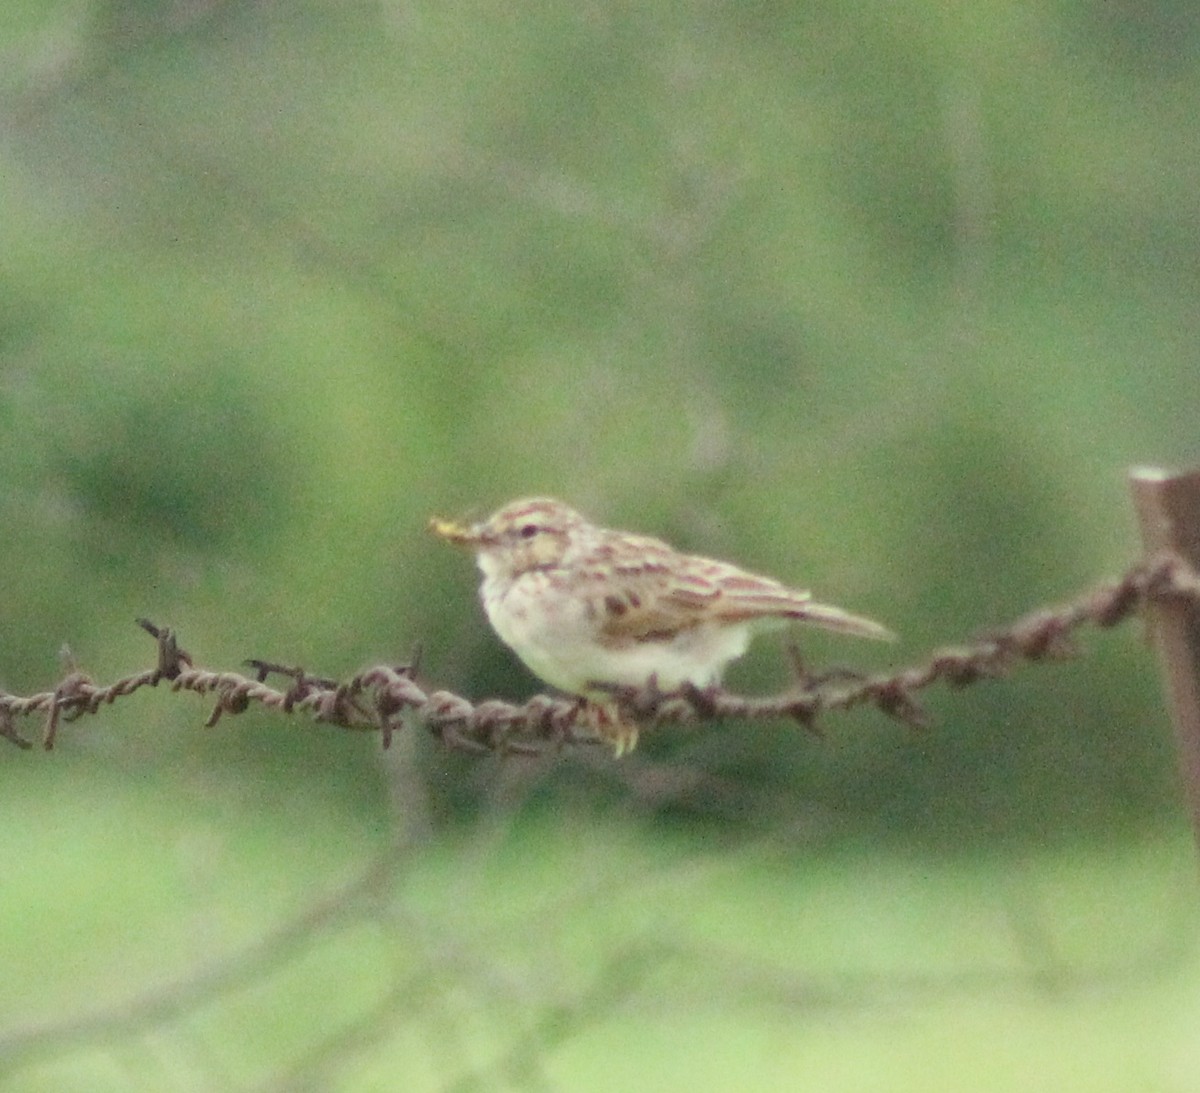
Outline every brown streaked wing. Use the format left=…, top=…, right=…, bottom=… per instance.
left=706, top=567, right=812, bottom=622
left=708, top=563, right=894, bottom=639
left=594, top=562, right=718, bottom=644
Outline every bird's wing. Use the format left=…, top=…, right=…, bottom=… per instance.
left=709, top=568, right=894, bottom=639
left=593, top=545, right=892, bottom=643
left=586, top=536, right=714, bottom=645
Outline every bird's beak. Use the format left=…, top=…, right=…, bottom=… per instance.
left=428, top=516, right=490, bottom=548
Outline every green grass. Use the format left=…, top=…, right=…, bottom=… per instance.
left=0, top=766, right=1195, bottom=1091
left=2, top=2, right=1200, bottom=1087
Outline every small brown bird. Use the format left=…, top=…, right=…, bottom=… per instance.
left=432, top=497, right=892, bottom=752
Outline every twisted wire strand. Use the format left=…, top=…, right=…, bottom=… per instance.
left=0, top=554, right=1194, bottom=754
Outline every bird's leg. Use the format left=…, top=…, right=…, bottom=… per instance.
left=678, top=679, right=721, bottom=718
left=575, top=699, right=640, bottom=757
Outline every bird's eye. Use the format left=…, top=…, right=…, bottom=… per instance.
left=519, top=524, right=538, bottom=539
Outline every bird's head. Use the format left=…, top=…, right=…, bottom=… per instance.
left=430, top=497, right=585, bottom=580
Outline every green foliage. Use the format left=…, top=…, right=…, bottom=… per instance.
left=2, top=0, right=1197, bottom=831
left=0, top=794, right=1194, bottom=1088
left=3, top=2, right=1199, bottom=1083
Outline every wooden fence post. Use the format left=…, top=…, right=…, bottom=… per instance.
left=1130, top=466, right=1200, bottom=851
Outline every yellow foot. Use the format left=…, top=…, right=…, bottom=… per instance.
left=579, top=701, right=640, bottom=757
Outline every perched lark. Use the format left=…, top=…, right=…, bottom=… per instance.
left=431, top=497, right=893, bottom=754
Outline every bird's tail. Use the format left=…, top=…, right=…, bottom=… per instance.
left=790, top=601, right=895, bottom=641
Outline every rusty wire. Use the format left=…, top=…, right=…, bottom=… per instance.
left=0, top=554, right=1195, bottom=755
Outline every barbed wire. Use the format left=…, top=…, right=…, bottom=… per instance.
left=1, top=553, right=1196, bottom=755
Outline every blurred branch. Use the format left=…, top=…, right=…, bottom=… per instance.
left=0, top=836, right=412, bottom=1078
left=0, top=553, right=1193, bottom=756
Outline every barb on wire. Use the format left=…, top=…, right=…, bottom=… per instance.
left=0, top=554, right=1194, bottom=756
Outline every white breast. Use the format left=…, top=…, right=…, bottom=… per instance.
left=480, top=571, right=752, bottom=696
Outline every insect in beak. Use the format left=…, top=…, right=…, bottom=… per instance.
left=428, top=517, right=492, bottom=548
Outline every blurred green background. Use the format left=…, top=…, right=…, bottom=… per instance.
left=2, top=0, right=1199, bottom=1088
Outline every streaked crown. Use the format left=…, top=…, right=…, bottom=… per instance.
left=430, top=497, right=585, bottom=580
